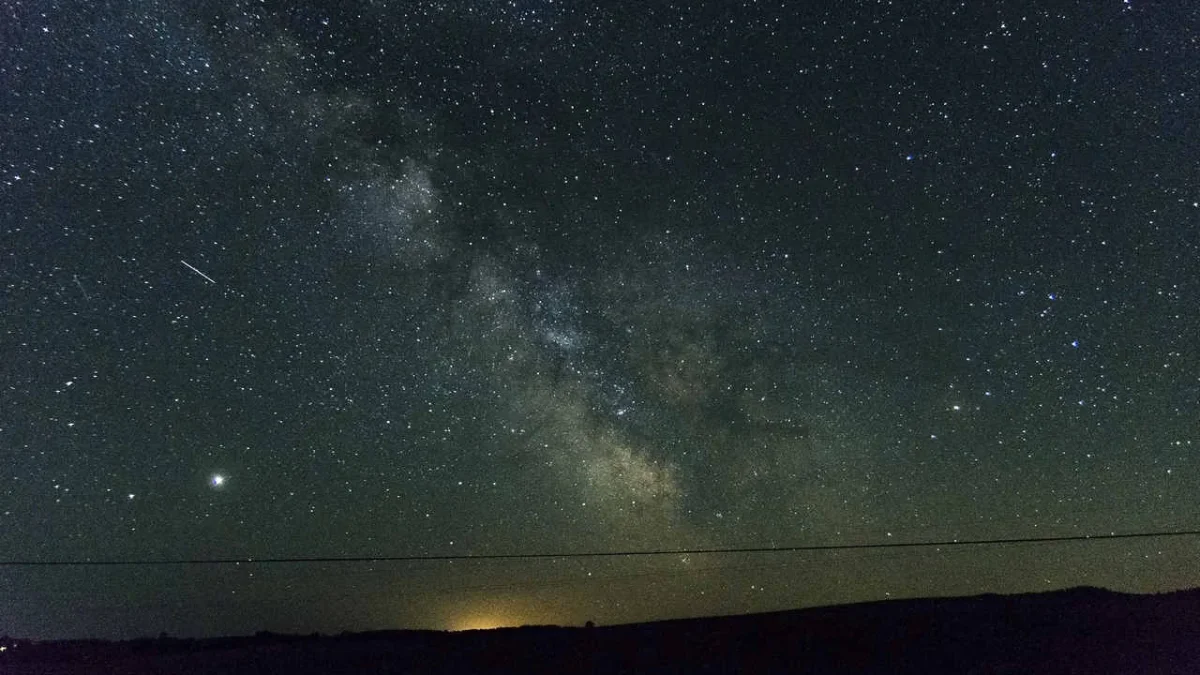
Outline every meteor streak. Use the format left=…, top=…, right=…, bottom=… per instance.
left=180, top=260, right=216, bottom=284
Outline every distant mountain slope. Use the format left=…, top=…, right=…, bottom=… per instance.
left=5, top=587, right=1200, bottom=674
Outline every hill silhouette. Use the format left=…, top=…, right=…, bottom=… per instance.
left=4, top=587, right=1200, bottom=674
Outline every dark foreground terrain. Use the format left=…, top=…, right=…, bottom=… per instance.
left=4, top=587, right=1200, bottom=674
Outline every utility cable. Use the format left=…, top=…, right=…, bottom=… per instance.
left=2, top=527, right=1198, bottom=566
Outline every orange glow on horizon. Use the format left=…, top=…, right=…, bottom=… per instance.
left=445, top=598, right=553, bottom=631
left=449, top=613, right=523, bottom=631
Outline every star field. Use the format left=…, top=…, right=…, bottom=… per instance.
left=1, top=0, right=1198, bottom=638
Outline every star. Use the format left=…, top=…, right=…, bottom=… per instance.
left=210, top=474, right=226, bottom=488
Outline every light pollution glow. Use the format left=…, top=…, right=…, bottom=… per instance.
left=445, top=598, right=550, bottom=632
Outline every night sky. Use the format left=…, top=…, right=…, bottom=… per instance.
left=2, top=0, right=1199, bottom=639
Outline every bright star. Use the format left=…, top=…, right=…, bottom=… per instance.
left=210, top=474, right=226, bottom=488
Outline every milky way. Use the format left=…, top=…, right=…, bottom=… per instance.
left=1, top=0, right=1198, bottom=638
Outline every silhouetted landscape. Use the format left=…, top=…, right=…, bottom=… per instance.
left=4, top=587, right=1200, bottom=674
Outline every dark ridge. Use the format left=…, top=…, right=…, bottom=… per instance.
left=4, top=587, right=1200, bottom=674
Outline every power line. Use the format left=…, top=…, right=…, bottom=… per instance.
left=3, top=527, right=1198, bottom=567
